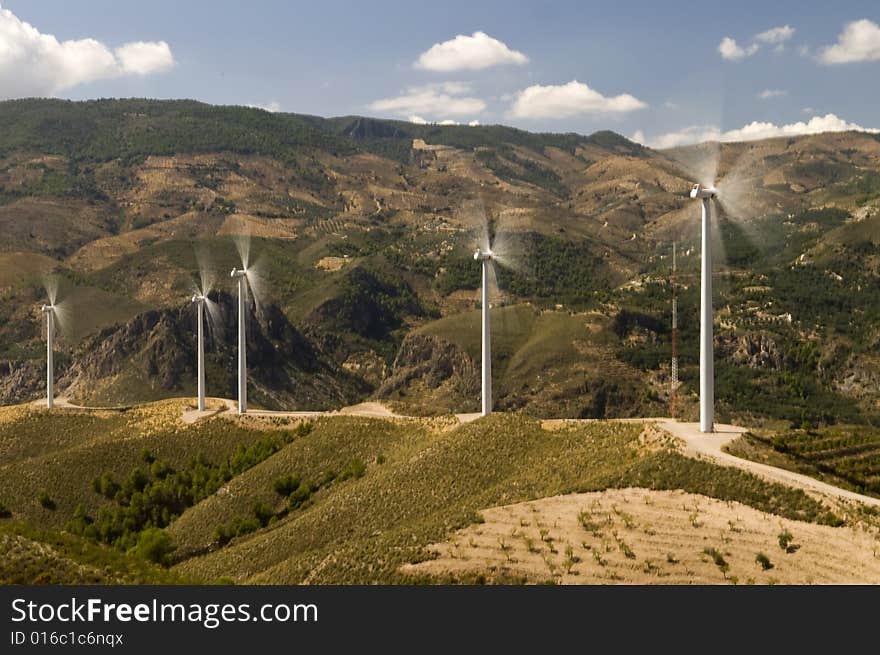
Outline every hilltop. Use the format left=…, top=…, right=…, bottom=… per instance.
left=3, top=400, right=879, bottom=585
left=0, top=99, right=879, bottom=429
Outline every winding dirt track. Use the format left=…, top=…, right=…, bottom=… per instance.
left=657, top=421, right=880, bottom=509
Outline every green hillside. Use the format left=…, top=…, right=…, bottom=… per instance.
left=0, top=401, right=844, bottom=584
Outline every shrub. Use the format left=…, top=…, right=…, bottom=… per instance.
left=37, top=490, right=55, bottom=510
left=92, top=472, right=120, bottom=499
left=755, top=552, right=774, bottom=570
left=252, top=502, right=274, bottom=527
left=704, top=547, right=729, bottom=575
left=273, top=474, right=301, bottom=497
left=288, top=482, right=315, bottom=510
left=213, top=524, right=234, bottom=546
left=134, top=528, right=174, bottom=565
left=150, top=460, right=173, bottom=479
left=0, top=501, right=11, bottom=519
left=777, top=529, right=799, bottom=553
left=338, top=458, right=366, bottom=482
left=577, top=510, right=600, bottom=535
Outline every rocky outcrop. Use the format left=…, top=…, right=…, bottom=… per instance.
left=377, top=333, right=477, bottom=400
left=719, top=332, right=784, bottom=370
left=0, top=359, right=45, bottom=405
left=62, top=292, right=368, bottom=410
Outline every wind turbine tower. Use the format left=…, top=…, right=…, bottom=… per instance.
left=41, top=304, right=55, bottom=409
left=690, top=183, right=717, bottom=433
left=230, top=268, right=248, bottom=414
left=474, top=248, right=493, bottom=417
left=192, top=293, right=207, bottom=411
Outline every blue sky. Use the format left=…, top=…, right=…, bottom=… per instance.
left=2, top=0, right=879, bottom=146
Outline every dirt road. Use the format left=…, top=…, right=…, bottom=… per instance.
left=658, top=421, right=880, bottom=508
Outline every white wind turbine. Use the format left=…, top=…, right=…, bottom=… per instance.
left=40, top=303, right=56, bottom=409
left=230, top=267, right=249, bottom=414
left=670, top=140, right=761, bottom=433
left=469, top=204, right=520, bottom=417
left=191, top=250, right=222, bottom=412
left=39, top=276, right=69, bottom=410
left=230, top=231, right=264, bottom=415
left=690, top=182, right=718, bottom=433
left=473, top=247, right=494, bottom=416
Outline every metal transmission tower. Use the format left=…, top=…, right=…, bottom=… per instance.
left=670, top=242, right=679, bottom=418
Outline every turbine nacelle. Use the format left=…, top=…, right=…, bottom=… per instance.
left=230, top=268, right=247, bottom=279
left=191, top=294, right=207, bottom=304
left=690, top=183, right=718, bottom=200
left=40, top=304, right=55, bottom=314
left=473, top=249, right=494, bottom=262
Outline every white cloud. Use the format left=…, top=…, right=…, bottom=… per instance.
left=801, top=106, right=815, bottom=114
left=757, top=88, right=787, bottom=99
left=408, top=116, right=479, bottom=126
left=414, top=31, right=528, bottom=72
left=246, top=102, right=282, bottom=113
left=718, top=36, right=759, bottom=61
left=755, top=25, right=795, bottom=44
left=507, top=80, right=646, bottom=119
left=722, top=113, right=879, bottom=141
left=114, top=41, right=173, bottom=75
left=819, top=19, right=880, bottom=64
left=634, top=113, right=879, bottom=148
left=632, top=125, right=721, bottom=149
left=0, top=4, right=175, bottom=99
left=369, top=83, right=486, bottom=118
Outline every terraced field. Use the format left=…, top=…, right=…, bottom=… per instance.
left=729, top=427, right=880, bottom=497
left=405, top=488, right=880, bottom=585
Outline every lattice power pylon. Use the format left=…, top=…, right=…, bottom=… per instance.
left=671, top=241, right=680, bottom=418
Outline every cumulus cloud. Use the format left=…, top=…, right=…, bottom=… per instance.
left=415, top=31, right=528, bottom=72
left=722, top=113, right=879, bottom=141
left=246, top=102, right=282, bottom=113
left=718, top=37, right=759, bottom=61
left=819, top=19, right=880, bottom=64
left=632, top=125, right=721, bottom=149
left=633, top=113, right=879, bottom=149
left=507, top=80, right=646, bottom=119
left=114, top=41, right=174, bottom=75
left=369, top=82, right=486, bottom=118
left=408, top=115, right=428, bottom=124
left=757, top=89, right=787, bottom=99
left=0, top=4, right=174, bottom=99
left=755, top=25, right=795, bottom=44
left=468, top=120, right=480, bottom=127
